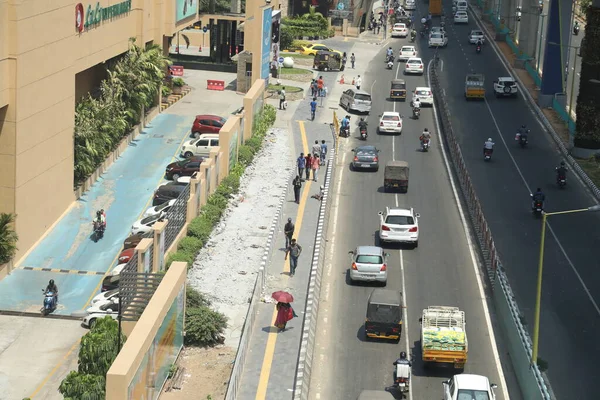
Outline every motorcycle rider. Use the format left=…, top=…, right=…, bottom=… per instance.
left=516, top=124, right=529, bottom=141
left=573, top=21, right=580, bottom=35
left=556, top=161, right=568, bottom=179
left=476, top=38, right=483, bottom=52
left=340, top=115, right=350, bottom=137
left=483, top=138, right=495, bottom=155
left=95, top=209, right=106, bottom=231
left=531, top=187, right=546, bottom=208
left=45, top=279, right=59, bottom=303
left=410, top=28, right=417, bottom=41
left=386, top=47, right=394, bottom=62
left=420, top=128, right=432, bottom=146
left=358, top=117, right=368, bottom=134
left=393, top=351, right=412, bottom=387
left=412, top=97, right=421, bottom=116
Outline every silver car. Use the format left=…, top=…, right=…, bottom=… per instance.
left=340, top=88, right=372, bottom=114
left=349, top=246, right=389, bottom=285
left=352, top=146, right=380, bottom=171
left=468, top=30, right=485, bottom=44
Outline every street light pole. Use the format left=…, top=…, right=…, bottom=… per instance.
left=568, top=46, right=580, bottom=116
left=531, top=205, right=600, bottom=366
left=536, top=14, right=546, bottom=71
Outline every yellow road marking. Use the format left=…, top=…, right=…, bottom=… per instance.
left=29, top=338, right=81, bottom=399
left=255, top=121, right=311, bottom=399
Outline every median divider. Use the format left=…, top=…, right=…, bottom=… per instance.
left=429, top=59, right=553, bottom=400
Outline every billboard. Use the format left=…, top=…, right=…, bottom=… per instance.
left=127, top=286, right=185, bottom=399
left=261, top=7, right=273, bottom=80
left=176, top=0, right=197, bottom=23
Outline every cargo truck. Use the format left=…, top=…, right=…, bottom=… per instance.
left=429, top=0, right=442, bottom=16
left=465, top=74, right=485, bottom=99
left=420, top=306, right=468, bottom=369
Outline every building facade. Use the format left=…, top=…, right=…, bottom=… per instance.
left=0, top=0, right=199, bottom=262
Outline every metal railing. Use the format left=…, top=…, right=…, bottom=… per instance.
left=164, top=184, right=191, bottom=250
left=119, top=271, right=164, bottom=321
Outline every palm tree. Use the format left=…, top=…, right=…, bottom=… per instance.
left=0, top=213, right=18, bottom=264
left=574, top=0, right=600, bottom=149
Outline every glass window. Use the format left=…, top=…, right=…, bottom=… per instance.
left=211, top=139, right=219, bottom=146
left=199, top=120, right=210, bottom=125
left=456, top=389, right=490, bottom=400
left=197, top=139, right=209, bottom=146
left=383, top=115, right=400, bottom=121
left=188, top=162, right=200, bottom=168
left=356, top=255, right=383, bottom=264
left=355, top=94, right=371, bottom=101
left=385, top=215, right=414, bottom=225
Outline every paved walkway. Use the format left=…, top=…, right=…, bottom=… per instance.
left=0, top=70, right=242, bottom=316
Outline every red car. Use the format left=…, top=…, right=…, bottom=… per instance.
left=118, top=248, right=135, bottom=263
left=191, top=115, right=226, bottom=138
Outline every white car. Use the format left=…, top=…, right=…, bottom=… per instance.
left=86, top=298, right=119, bottom=314
left=454, top=10, right=469, bottom=23
left=443, top=374, right=498, bottom=400
left=131, top=213, right=164, bottom=235
left=404, top=57, right=424, bottom=75
left=82, top=302, right=120, bottom=329
left=413, top=87, right=434, bottom=106
left=378, top=112, right=403, bottom=134
left=392, top=23, right=408, bottom=38
left=398, top=46, right=417, bottom=61
left=469, top=30, right=485, bottom=44
left=348, top=246, right=389, bottom=285
left=428, top=33, right=448, bottom=47
left=378, top=207, right=420, bottom=246
left=90, top=288, right=119, bottom=306
left=404, top=0, right=416, bottom=10
left=142, top=198, right=176, bottom=218
left=430, top=26, right=446, bottom=36
left=493, top=76, right=518, bottom=97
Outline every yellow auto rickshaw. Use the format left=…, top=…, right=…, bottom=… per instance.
left=390, top=79, right=407, bottom=101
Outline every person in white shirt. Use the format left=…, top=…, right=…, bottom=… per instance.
left=355, top=75, right=362, bottom=90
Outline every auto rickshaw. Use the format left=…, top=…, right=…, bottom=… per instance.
left=390, top=79, right=407, bottom=101
left=313, top=50, right=344, bottom=71
left=365, top=288, right=403, bottom=341
left=384, top=160, right=409, bottom=193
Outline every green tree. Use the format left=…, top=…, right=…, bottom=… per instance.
left=0, top=213, right=18, bottom=264
left=58, top=371, right=105, bottom=400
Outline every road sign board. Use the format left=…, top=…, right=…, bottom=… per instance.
left=278, top=56, right=284, bottom=63
left=203, top=26, right=208, bottom=33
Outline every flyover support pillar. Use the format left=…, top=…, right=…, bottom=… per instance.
left=517, top=0, right=541, bottom=60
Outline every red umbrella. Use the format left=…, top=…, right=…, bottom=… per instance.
left=272, top=291, right=294, bottom=303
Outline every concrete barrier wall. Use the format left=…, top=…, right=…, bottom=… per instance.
left=243, top=79, right=266, bottom=141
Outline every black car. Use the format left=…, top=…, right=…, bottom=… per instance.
left=351, top=146, right=380, bottom=171
left=153, top=182, right=188, bottom=206
left=165, top=157, right=204, bottom=180
left=102, top=274, right=120, bottom=292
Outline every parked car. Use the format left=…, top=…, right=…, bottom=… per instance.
left=352, top=146, right=380, bottom=171
left=378, top=207, right=420, bottom=247
left=131, top=213, right=164, bottom=235
left=180, top=135, right=219, bottom=158
left=86, top=298, right=119, bottom=314
left=101, top=274, right=120, bottom=292
left=143, top=198, right=176, bottom=218
left=404, top=57, right=424, bottom=75
left=82, top=302, right=120, bottom=328
left=153, top=182, right=188, bottom=206
left=165, top=157, right=204, bottom=180
left=191, top=115, right=226, bottom=138
left=349, top=246, right=389, bottom=285
left=118, top=248, right=135, bottom=263
left=91, top=288, right=119, bottom=306
left=123, top=232, right=144, bottom=249
left=111, top=263, right=128, bottom=276
left=340, top=88, right=372, bottom=114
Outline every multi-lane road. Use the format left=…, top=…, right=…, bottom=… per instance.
left=307, top=37, right=512, bottom=400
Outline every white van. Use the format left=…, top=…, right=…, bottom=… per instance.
left=455, top=0, right=468, bottom=12
left=180, top=134, right=220, bottom=158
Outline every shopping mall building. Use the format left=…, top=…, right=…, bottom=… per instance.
left=0, top=0, right=199, bottom=262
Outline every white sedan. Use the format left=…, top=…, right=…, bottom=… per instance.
left=142, top=198, right=176, bottom=218
left=131, top=213, right=164, bottom=235
left=398, top=46, right=417, bottom=61
left=391, top=23, right=408, bottom=38
left=428, top=32, right=448, bottom=47
left=82, top=302, right=119, bottom=329
left=454, top=10, right=469, bottom=23
left=90, top=288, right=119, bottom=306
left=469, top=30, right=485, bottom=44
left=404, top=57, right=424, bottom=75
left=443, top=374, right=498, bottom=400
left=378, top=112, right=403, bottom=134
left=413, top=87, right=434, bottom=106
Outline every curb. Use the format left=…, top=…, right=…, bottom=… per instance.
left=293, top=124, right=337, bottom=400
left=160, top=87, right=192, bottom=112
left=469, top=4, right=600, bottom=202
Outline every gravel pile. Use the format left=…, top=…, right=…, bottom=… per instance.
left=188, top=127, right=293, bottom=340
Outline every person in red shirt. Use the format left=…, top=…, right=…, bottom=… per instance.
left=305, top=153, right=312, bottom=180
left=317, top=76, right=324, bottom=97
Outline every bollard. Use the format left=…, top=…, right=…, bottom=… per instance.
left=340, top=74, right=345, bottom=84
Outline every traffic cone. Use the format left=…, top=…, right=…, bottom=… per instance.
left=199, top=45, right=202, bottom=52
left=340, top=74, right=345, bottom=84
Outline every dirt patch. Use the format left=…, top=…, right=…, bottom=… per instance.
left=576, top=157, right=600, bottom=188
left=161, top=346, right=236, bottom=400
left=280, top=72, right=315, bottom=83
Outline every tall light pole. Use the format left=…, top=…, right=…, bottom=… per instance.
left=536, top=14, right=547, bottom=71
left=531, top=205, right=600, bottom=366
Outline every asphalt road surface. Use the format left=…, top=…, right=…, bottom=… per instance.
left=307, top=39, right=512, bottom=400
left=438, top=7, right=600, bottom=400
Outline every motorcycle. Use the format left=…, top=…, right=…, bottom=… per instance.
left=394, top=362, right=411, bottom=393
left=518, top=134, right=528, bottom=148
left=484, top=148, right=493, bottom=161
left=476, top=45, right=482, bottom=54
left=386, top=54, right=394, bottom=64
left=531, top=198, right=544, bottom=215
left=421, top=138, right=430, bottom=152
left=41, top=290, right=56, bottom=315
left=573, top=25, right=580, bottom=36
left=360, top=127, right=368, bottom=140
left=410, top=34, right=416, bottom=42
left=413, top=107, right=420, bottom=119
left=557, top=173, right=567, bottom=188
left=340, top=126, right=350, bottom=138
left=387, top=60, right=394, bottom=69
left=93, top=220, right=105, bottom=240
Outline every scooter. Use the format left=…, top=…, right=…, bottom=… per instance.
left=41, top=290, right=57, bottom=316
left=484, top=148, right=493, bottom=161
left=93, top=220, right=105, bottom=240
left=476, top=44, right=482, bottom=54
left=413, top=107, right=420, bottom=119
left=531, top=198, right=544, bottom=215
left=573, top=25, right=580, bottom=36
left=557, top=174, right=567, bottom=188
left=360, top=128, right=368, bottom=140
left=394, top=362, right=411, bottom=393
left=421, top=138, right=430, bottom=152
left=410, top=34, right=416, bottom=42
left=387, top=60, right=394, bottom=69
left=340, top=126, right=350, bottom=138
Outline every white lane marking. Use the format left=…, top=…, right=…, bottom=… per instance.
left=440, top=59, right=444, bottom=71
left=427, top=59, right=510, bottom=400
left=371, top=79, right=377, bottom=95
left=399, top=249, right=413, bottom=400
left=482, top=98, right=600, bottom=317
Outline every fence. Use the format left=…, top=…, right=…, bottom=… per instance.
left=119, top=271, right=164, bottom=321
left=163, top=184, right=191, bottom=250
left=429, top=59, right=552, bottom=400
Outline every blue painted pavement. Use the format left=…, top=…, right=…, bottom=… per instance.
left=0, top=114, right=193, bottom=316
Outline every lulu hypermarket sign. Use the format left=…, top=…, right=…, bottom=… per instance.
left=75, top=1, right=132, bottom=33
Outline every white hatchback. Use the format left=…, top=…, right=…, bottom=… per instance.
left=392, top=23, right=408, bottom=38
left=378, top=112, right=403, bottom=134
left=378, top=207, right=420, bottom=247
left=454, top=10, right=469, bottom=23
left=404, top=57, right=424, bottom=75
left=398, top=46, right=417, bottom=61
left=131, top=212, right=164, bottom=235
left=413, top=87, right=434, bottom=106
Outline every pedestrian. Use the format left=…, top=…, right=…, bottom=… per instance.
left=342, top=52, right=347, bottom=71
left=305, top=153, right=312, bottom=180
left=355, top=75, right=362, bottom=90
left=376, top=22, right=381, bottom=34
left=311, top=79, right=318, bottom=97
left=312, top=140, right=321, bottom=158
left=350, top=53, right=356, bottom=69
left=285, top=238, right=303, bottom=277
left=292, top=175, right=302, bottom=203
left=317, top=76, right=324, bottom=97
left=320, top=140, right=328, bottom=165
left=279, top=88, right=286, bottom=110
left=275, top=302, right=295, bottom=331
left=284, top=217, right=295, bottom=248
left=311, top=154, right=320, bottom=182
left=310, top=97, right=318, bottom=121
left=297, top=153, right=306, bottom=178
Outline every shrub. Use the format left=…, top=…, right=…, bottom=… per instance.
left=178, top=236, right=204, bottom=256
left=246, top=136, right=263, bottom=153
left=218, top=174, right=241, bottom=196
left=288, top=39, right=311, bottom=51
left=187, top=217, right=214, bottom=243
left=238, top=145, right=254, bottom=166
left=184, top=306, right=228, bottom=346
left=230, top=163, right=245, bottom=178
left=207, top=193, right=228, bottom=210
left=172, top=77, right=185, bottom=87
left=200, top=203, right=223, bottom=225
left=186, top=285, right=211, bottom=308
left=166, top=250, right=194, bottom=270
left=280, top=28, right=294, bottom=51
